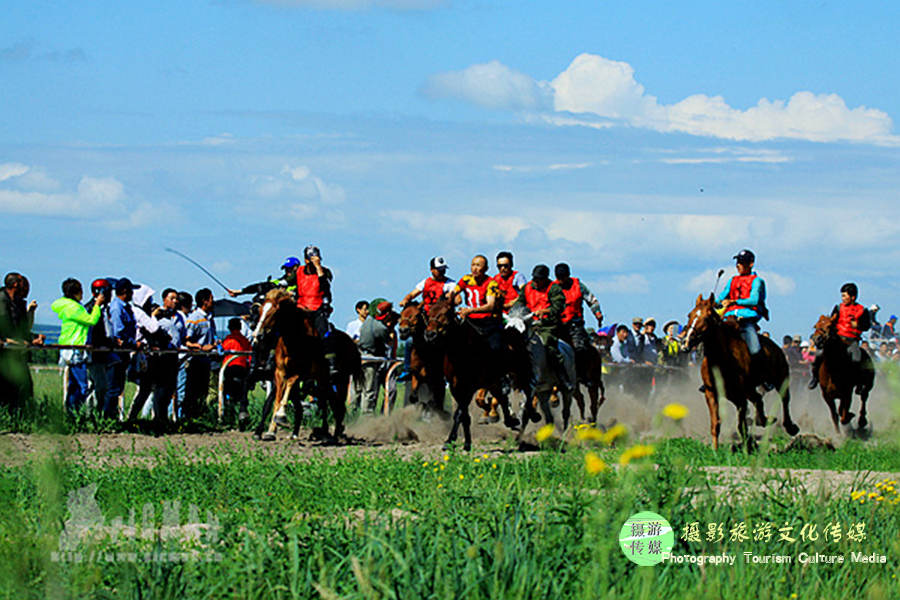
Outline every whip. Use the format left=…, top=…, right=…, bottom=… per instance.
left=165, top=247, right=231, bottom=293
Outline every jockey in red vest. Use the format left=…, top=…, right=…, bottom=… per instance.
left=450, top=254, right=503, bottom=353
left=400, top=256, right=456, bottom=314
left=514, top=264, right=571, bottom=422
left=492, top=251, right=526, bottom=313
left=553, top=263, right=602, bottom=353
left=296, top=245, right=334, bottom=338
left=809, top=282, right=872, bottom=390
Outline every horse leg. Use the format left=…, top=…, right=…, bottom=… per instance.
left=573, top=385, right=586, bottom=422
left=332, top=378, right=348, bottom=438
left=492, top=386, right=520, bottom=430
left=822, top=390, right=840, bottom=434
left=858, top=387, right=869, bottom=430
left=264, top=375, right=293, bottom=441
left=253, top=380, right=276, bottom=439
left=839, top=386, right=855, bottom=425
left=703, top=380, right=721, bottom=450
left=736, top=401, right=753, bottom=451
left=291, top=385, right=304, bottom=441
left=778, top=381, right=799, bottom=436
left=444, top=385, right=468, bottom=449
left=561, top=387, right=572, bottom=431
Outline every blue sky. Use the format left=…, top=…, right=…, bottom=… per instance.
left=2, top=0, right=899, bottom=337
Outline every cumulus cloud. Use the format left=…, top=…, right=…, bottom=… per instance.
left=422, top=60, right=551, bottom=111
left=426, top=53, right=898, bottom=144
left=0, top=164, right=165, bottom=228
left=253, top=0, right=445, bottom=10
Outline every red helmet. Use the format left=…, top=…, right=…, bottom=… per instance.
left=91, top=278, right=111, bottom=294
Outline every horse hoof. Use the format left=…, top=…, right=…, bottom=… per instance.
left=840, top=412, right=855, bottom=426
left=488, top=414, right=500, bottom=424
left=260, top=432, right=276, bottom=442
left=858, top=417, right=868, bottom=430
left=274, top=415, right=290, bottom=429
left=784, top=422, right=800, bottom=436
left=309, top=427, right=329, bottom=441
left=549, top=395, right=560, bottom=408
left=504, top=416, right=521, bottom=431
left=463, top=444, right=471, bottom=452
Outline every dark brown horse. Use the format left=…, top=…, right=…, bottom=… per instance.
left=683, top=294, right=799, bottom=450
left=571, top=343, right=606, bottom=425
left=251, top=289, right=351, bottom=442
left=810, top=314, right=875, bottom=432
left=398, top=301, right=446, bottom=415
left=424, top=296, right=526, bottom=450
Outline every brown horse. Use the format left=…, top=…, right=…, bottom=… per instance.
left=398, top=301, right=447, bottom=415
left=571, top=343, right=606, bottom=425
left=424, top=296, right=526, bottom=450
left=251, top=289, right=347, bottom=442
left=683, top=294, right=799, bottom=450
left=810, top=314, right=875, bottom=432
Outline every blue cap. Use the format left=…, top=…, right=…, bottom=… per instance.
left=281, top=257, right=301, bottom=269
left=890, top=315, right=897, bottom=321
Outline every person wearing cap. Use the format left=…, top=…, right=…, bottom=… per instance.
left=625, top=317, right=644, bottom=360
left=400, top=256, right=456, bottom=314
left=808, top=282, right=871, bottom=390
left=868, top=304, right=882, bottom=338
left=639, top=318, right=660, bottom=365
left=716, top=249, right=769, bottom=371
left=51, top=278, right=105, bottom=415
left=514, top=264, right=573, bottom=413
left=357, top=300, right=398, bottom=414
left=84, top=278, right=114, bottom=412
left=227, top=256, right=300, bottom=301
left=451, top=255, right=504, bottom=354
left=104, top=277, right=138, bottom=420
left=659, top=320, right=687, bottom=369
left=552, top=263, right=602, bottom=354
left=493, top=251, right=527, bottom=312
left=296, top=245, right=334, bottom=338
left=882, top=315, right=896, bottom=340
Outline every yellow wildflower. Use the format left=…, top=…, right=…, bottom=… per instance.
left=535, top=424, right=555, bottom=443
left=661, top=403, right=689, bottom=421
left=868, top=492, right=878, bottom=499
left=574, top=427, right=604, bottom=442
left=850, top=491, right=865, bottom=501
left=474, top=458, right=480, bottom=463
left=618, top=444, right=655, bottom=465
left=443, top=454, right=449, bottom=461
left=601, top=423, right=627, bottom=445
left=584, top=452, right=608, bottom=475
left=459, top=474, right=464, bottom=480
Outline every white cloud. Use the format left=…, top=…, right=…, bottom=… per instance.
left=252, top=165, right=346, bottom=206
left=493, top=162, right=592, bottom=173
left=426, top=53, right=898, bottom=144
left=660, top=147, right=792, bottom=165
left=422, top=60, right=550, bottom=111
left=386, top=210, right=529, bottom=243
left=253, top=0, right=445, bottom=10
left=0, top=163, right=28, bottom=182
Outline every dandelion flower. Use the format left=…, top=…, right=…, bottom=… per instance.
left=601, top=423, right=627, bottom=445
left=584, top=452, right=608, bottom=475
left=575, top=427, right=604, bottom=442
left=662, top=403, right=689, bottom=421
left=492, top=463, right=498, bottom=469
left=474, top=458, right=481, bottom=463
left=850, top=491, right=865, bottom=501
left=443, top=454, right=450, bottom=461
left=618, top=444, right=655, bottom=465
left=536, top=424, right=555, bottom=443
left=459, top=474, right=464, bottom=480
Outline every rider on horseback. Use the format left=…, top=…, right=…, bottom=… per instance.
left=492, top=251, right=526, bottom=313
left=553, top=262, right=602, bottom=353
left=227, top=256, right=300, bottom=302
left=808, top=282, right=871, bottom=390
left=716, top=249, right=770, bottom=382
left=400, top=256, right=456, bottom=314
left=450, top=255, right=503, bottom=354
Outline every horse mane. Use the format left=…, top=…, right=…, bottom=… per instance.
left=264, top=288, right=294, bottom=306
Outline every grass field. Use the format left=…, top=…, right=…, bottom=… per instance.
left=1, top=367, right=899, bottom=598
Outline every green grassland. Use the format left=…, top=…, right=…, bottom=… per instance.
left=1, top=368, right=899, bottom=598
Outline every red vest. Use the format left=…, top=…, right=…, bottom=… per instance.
left=724, top=274, right=758, bottom=315
left=296, top=271, right=324, bottom=311
left=523, top=282, right=551, bottom=320
left=493, top=271, right=520, bottom=309
left=459, top=276, right=495, bottom=319
left=422, top=278, right=447, bottom=313
left=556, top=277, right=582, bottom=323
left=837, top=302, right=865, bottom=339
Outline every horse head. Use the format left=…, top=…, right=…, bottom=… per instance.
left=398, top=301, right=423, bottom=341
left=424, top=296, right=456, bottom=343
left=683, top=293, right=720, bottom=350
left=811, top=313, right=837, bottom=347
left=253, top=288, right=296, bottom=342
